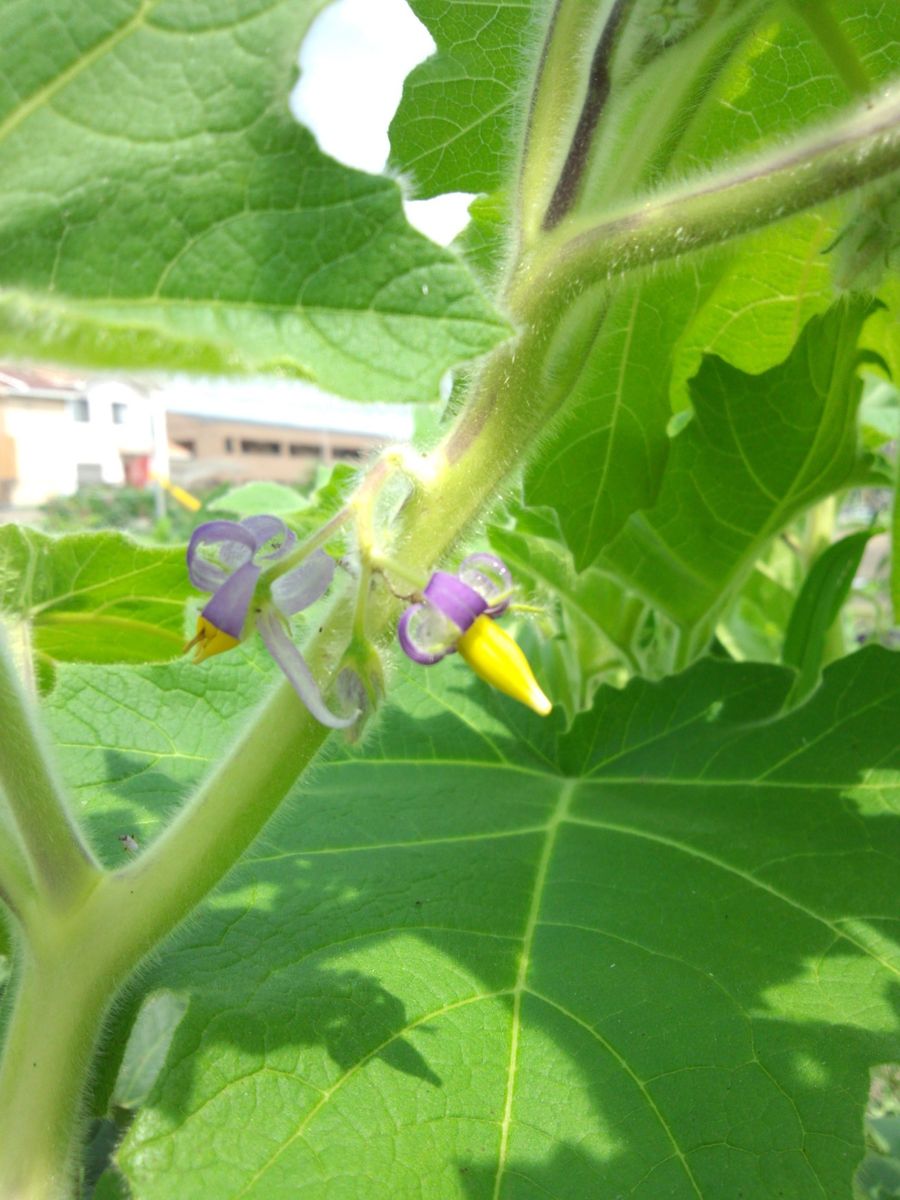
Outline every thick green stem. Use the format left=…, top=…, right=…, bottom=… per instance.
left=514, top=88, right=900, bottom=310
left=0, top=932, right=115, bottom=1200
left=0, top=803, right=35, bottom=924
left=0, top=672, right=337, bottom=1198
left=541, top=0, right=636, bottom=230
left=579, top=1, right=770, bottom=209
left=0, top=633, right=100, bottom=911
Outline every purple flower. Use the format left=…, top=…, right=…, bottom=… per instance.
left=185, top=515, right=355, bottom=729
left=398, top=554, right=551, bottom=716
left=397, top=553, right=512, bottom=665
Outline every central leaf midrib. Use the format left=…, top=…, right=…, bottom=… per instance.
left=491, top=777, right=574, bottom=1199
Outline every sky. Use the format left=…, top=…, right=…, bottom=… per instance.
left=291, top=0, right=474, bottom=245
left=161, top=378, right=416, bottom=438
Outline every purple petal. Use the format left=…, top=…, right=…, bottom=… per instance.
left=424, top=572, right=487, bottom=632
left=240, top=515, right=296, bottom=559
left=459, top=552, right=513, bottom=616
left=257, top=608, right=356, bottom=729
left=271, top=550, right=335, bottom=615
left=201, top=561, right=260, bottom=639
left=187, top=520, right=256, bottom=591
left=398, top=604, right=454, bottom=665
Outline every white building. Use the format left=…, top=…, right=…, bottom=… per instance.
left=0, top=368, right=419, bottom=509
left=0, top=370, right=156, bottom=508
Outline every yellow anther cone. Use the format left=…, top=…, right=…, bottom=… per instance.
left=184, top=616, right=240, bottom=663
left=457, top=615, right=552, bottom=716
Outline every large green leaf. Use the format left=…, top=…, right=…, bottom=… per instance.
left=519, top=209, right=848, bottom=575
left=0, top=0, right=507, bottom=402
left=601, top=301, right=872, bottom=648
left=44, top=641, right=900, bottom=1198
left=0, top=526, right=190, bottom=672
left=524, top=261, right=711, bottom=562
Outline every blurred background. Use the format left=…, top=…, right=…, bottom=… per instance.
left=0, top=0, right=468, bottom=538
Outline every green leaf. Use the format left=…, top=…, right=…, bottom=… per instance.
left=45, top=643, right=900, bottom=1198
left=288, top=461, right=357, bottom=540
left=0, top=0, right=508, bottom=402
left=451, top=192, right=508, bottom=289
left=489, top=511, right=643, bottom=712
left=602, top=301, right=872, bottom=651
left=46, top=643, right=276, bottom=866
left=782, top=529, right=873, bottom=706
left=670, top=212, right=840, bottom=412
left=524, top=262, right=712, bottom=563
left=388, top=0, right=538, bottom=198
left=520, top=212, right=848, bottom=570
left=860, top=379, right=900, bottom=450
left=0, top=526, right=191, bottom=673
left=209, top=481, right=310, bottom=518
left=865, top=277, right=900, bottom=385
left=716, top=558, right=799, bottom=665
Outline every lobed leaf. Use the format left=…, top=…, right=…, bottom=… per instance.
left=600, top=301, right=873, bottom=651
left=524, top=260, right=712, bottom=563
left=42, top=642, right=900, bottom=1199
left=388, top=0, right=540, bottom=199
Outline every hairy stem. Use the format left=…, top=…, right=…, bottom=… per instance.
left=0, top=803, right=34, bottom=923
left=0, top=632, right=100, bottom=910
left=542, top=0, right=635, bottom=229
left=514, top=87, right=900, bottom=309
left=0, top=931, right=116, bottom=1200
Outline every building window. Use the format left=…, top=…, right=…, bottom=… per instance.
left=333, top=447, right=362, bottom=462
left=72, top=398, right=89, bottom=422
left=77, top=463, right=103, bottom=486
left=175, top=439, right=196, bottom=456
left=240, top=439, right=281, bottom=455
left=289, top=443, right=320, bottom=457
left=112, top=402, right=127, bottom=424
left=224, top=437, right=234, bottom=453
